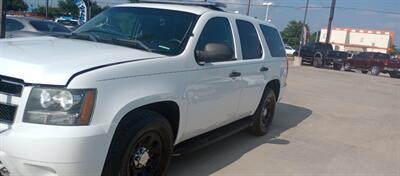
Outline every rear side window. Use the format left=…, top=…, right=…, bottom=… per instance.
left=6, top=19, right=24, bottom=32
left=196, top=17, right=234, bottom=59
left=260, top=25, right=286, bottom=57
left=236, top=20, right=262, bottom=60
left=30, top=21, right=70, bottom=33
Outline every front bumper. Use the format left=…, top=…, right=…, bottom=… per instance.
left=384, top=67, right=400, bottom=72
left=0, top=86, right=113, bottom=176
left=0, top=122, right=112, bottom=176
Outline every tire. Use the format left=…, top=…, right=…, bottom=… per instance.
left=361, top=71, right=368, bottom=74
left=343, top=62, right=351, bottom=71
left=249, top=88, right=277, bottom=136
left=102, top=109, right=173, bottom=176
left=333, top=63, right=342, bottom=70
left=389, top=72, right=400, bottom=78
left=370, top=66, right=380, bottom=76
left=313, top=56, right=323, bottom=68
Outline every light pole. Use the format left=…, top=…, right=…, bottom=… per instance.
left=262, top=2, right=273, bottom=21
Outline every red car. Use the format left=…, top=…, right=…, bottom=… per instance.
left=345, top=52, right=400, bottom=78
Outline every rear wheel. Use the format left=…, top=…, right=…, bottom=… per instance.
left=102, top=109, right=173, bottom=176
left=333, top=63, right=342, bottom=70
left=389, top=72, right=400, bottom=78
left=249, top=88, right=276, bottom=136
left=370, top=66, right=380, bottom=76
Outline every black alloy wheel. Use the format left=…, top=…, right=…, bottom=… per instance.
left=249, top=88, right=276, bottom=136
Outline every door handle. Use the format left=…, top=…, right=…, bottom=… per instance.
left=260, top=67, right=269, bottom=72
left=229, top=71, right=242, bottom=78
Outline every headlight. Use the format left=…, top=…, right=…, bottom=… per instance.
left=24, top=87, right=96, bottom=126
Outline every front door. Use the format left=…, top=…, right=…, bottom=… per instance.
left=183, top=17, right=242, bottom=139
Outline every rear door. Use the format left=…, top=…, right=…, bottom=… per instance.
left=233, top=19, right=266, bottom=118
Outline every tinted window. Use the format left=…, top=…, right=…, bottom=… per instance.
left=260, top=25, right=286, bottom=57
left=376, top=53, right=390, bottom=60
left=236, top=20, right=262, bottom=59
left=195, top=17, right=234, bottom=61
left=316, top=43, right=332, bottom=50
left=6, top=19, right=24, bottom=31
left=29, top=20, right=70, bottom=33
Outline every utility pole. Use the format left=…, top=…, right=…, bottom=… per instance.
left=246, top=0, right=251, bottom=15
left=0, top=0, right=6, bottom=38
left=299, top=0, right=310, bottom=48
left=45, top=0, right=49, bottom=19
left=87, top=0, right=91, bottom=20
left=325, top=0, right=336, bottom=43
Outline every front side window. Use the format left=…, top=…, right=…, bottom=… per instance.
left=74, top=7, right=198, bottom=56
left=260, top=25, right=286, bottom=57
left=6, top=19, right=24, bottom=32
left=236, top=20, right=262, bottom=60
left=195, top=17, right=234, bottom=61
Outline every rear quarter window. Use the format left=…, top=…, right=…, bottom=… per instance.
left=260, top=25, right=286, bottom=57
left=30, top=20, right=70, bottom=33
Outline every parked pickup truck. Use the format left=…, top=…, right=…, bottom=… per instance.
left=0, top=2, right=288, bottom=176
left=299, top=42, right=347, bottom=68
left=345, top=52, right=400, bottom=78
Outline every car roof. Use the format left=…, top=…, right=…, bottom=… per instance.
left=116, top=3, right=213, bottom=15
left=116, top=3, right=277, bottom=28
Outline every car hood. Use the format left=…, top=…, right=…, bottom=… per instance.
left=0, top=36, right=164, bottom=85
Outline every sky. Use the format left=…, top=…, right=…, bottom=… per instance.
left=24, top=0, right=400, bottom=45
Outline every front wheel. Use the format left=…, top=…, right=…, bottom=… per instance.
left=249, top=88, right=277, bottom=136
left=313, top=57, right=323, bottom=68
left=370, top=66, right=380, bottom=76
left=102, top=109, right=173, bottom=176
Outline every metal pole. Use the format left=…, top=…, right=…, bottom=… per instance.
left=87, top=0, right=91, bottom=20
left=265, top=5, right=270, bottom=21
left=45, top=0, right=49, bottom=19
left=0, top=0, right=6, bottom=38
left=246, top=0, right=251, bottom=15
left=300, top=0, right=310, bottom=47
left=325, top=0, right=336, bottom=43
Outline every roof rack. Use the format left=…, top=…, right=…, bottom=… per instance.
left=140, top=0, right=227, bottom=11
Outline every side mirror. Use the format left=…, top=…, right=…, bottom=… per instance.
left=195, top=43, right=234, bottom=64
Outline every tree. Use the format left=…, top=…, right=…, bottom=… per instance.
left=6, top=0, right=28, bottom=11
left=58, top=0, right=79, bottom=18
left=281, top=20, right=312, bottom=49
left=89, top=1, right=108, bottom=17
left=32, top=6, right=61, bottom=18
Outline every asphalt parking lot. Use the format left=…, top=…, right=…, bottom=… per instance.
left=168, top=66, right=400, bottom=176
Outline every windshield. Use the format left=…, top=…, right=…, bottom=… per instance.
left=74, top=7, right=198, bottom=56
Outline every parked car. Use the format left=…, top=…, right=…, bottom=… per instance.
left=5, top=16, right=71, bottom=38
left=0, top=2, right=288, bottom=176
left=345, top=52, right=400, bottom=77
left=55, top=17, right=79, bottom=29
left=285, top=45, right=296, bottom=55
left=299, top=42, right=335, bottom=67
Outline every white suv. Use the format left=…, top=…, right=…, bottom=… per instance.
left=0, top=2, right=287, bottom=176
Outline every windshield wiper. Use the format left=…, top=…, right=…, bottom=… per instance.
left=111, top=38, right=152, bottom=52
left=62, top=32, right=99, bottom=42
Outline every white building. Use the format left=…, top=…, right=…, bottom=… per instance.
left=319, top=27, right=395, bottom=54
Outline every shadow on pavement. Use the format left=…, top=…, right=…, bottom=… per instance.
left=168, top=103, right=312, bottom=176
